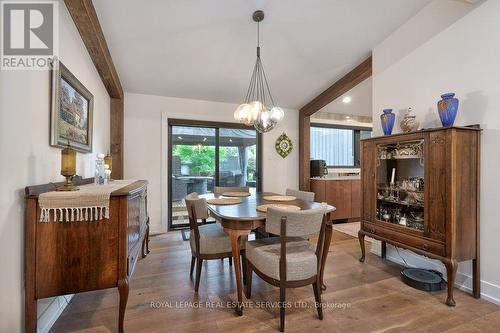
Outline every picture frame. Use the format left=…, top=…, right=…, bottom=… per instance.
left=50, top=58, right=94, bottom=153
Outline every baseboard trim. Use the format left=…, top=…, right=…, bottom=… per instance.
left=370, top=241, right=500, bottom=306
left=37, top=295, right=73, bottom=333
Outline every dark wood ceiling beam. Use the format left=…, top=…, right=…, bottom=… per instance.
left=300, top=56, right=372, bottom=117
left=299, top=56, right=372, bottom=190
left=64, top=0, right=124, bottom=178
left=64, top=0, right=123, bottom=99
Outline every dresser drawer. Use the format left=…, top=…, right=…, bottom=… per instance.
left=127, top=190, right=147, bottom=252
left=363, top=222, right=445, bottom=257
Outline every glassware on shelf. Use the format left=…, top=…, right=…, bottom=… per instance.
left=376, top=139, right=426, bottom=232
left=382, top=208, right=391, bottom=222
left=399, top=214, right=407, bottom=226
left=95, top=153, right=105, bottom=185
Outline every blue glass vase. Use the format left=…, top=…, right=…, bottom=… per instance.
left=437, top=93, right=459, bottom=127
left=380, top=109, right=395, bottom=136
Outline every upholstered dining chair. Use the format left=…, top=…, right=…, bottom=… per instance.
left=245, top=206, right=327, bottom=332
left=214, top=186, right=250, bottom=194
left=185, top=193, right=246, bottom=292
left=285, top=188, right=315, bottom=202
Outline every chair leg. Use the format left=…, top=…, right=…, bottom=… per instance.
left=313, top=281, right=323, bottom=320
left=245, top=259, right=252, bottom=299
left=279, top=286, right=286, bottom=332
left=194, top=258, right=203, bottom=292
left=241, top=250, right=246, bottom=285
left=190, top=256, right=195, bottom=277
left=229, top=257, right=232, bottom=266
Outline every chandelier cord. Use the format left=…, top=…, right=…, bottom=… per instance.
left=257, top=21, right=260, bottom=48
left=241, top=12, right=275, bottom=108
left=234, top=10, right=282, bottom=132
left=260, top=58, right=275, bottom=106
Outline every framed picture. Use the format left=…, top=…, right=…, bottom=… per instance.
left=50, top=58, right=94, bottom=153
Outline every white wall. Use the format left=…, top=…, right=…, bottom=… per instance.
left=373, top=0, right=477, bottom=76
left=372, top=0, right=500, bottom=304
left=0, top=4, right=111, bottom=332
left=124, top=93, right=298, bottom=233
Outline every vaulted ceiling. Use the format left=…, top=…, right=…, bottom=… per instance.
left=94, top=0, right=431, bottom=109
left=319, top=77, right=373, bottom=117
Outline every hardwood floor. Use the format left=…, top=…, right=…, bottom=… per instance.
left=51, top=230, right=500, bottom=333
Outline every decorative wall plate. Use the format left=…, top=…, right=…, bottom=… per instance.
left=275, top=132, right=293, bottom=158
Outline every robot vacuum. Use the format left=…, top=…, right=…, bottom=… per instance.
left=400, top=268, right=445, bottom=292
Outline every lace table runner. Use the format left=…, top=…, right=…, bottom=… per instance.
left=39, top=180, right=136, bottom=222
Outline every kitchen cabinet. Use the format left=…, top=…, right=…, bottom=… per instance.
left=310, top=178, right=361, bottom=221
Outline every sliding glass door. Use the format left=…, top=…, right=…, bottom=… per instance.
left=168, top=120, right=261, bottom=229
left=219, top=128, right=258, bottom=188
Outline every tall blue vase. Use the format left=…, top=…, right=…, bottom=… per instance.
left=437, top=93, right=459, bottom=127
left=380, top=109, right=395, bottom=136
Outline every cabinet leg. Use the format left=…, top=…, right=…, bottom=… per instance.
left=118, top=278, right=129, bottom=333
left=146, top=222, right=151, bottom=254
left=358, top=230, right=366, bottom=263
left=473, top=258, right=481, bottom=298
left=444, top=259, right=458, bottom=306
left=142, top=221, right=151, bottom=258
left=381, top=241, right=387, bottom=259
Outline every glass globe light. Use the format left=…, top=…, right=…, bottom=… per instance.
left=248, top=101, right=263, bottom=124
left=234, top=103, right=251, bottom=125
left=270, top=106, right=284, bottom=122
left=254, top=107, right=277, bottom=133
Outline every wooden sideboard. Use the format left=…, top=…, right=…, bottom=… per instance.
left=310, top=178, right=361, bottom=220
left=358, top=126, right=480, bottom=306
left=25, top=178, right=150, bottom=333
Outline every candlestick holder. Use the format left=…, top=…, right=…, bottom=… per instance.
left=57, top=143, right=79, bottom=191
left=388, top=183, right=397, bottom=201
left=57, top=175, right=79, bottom=191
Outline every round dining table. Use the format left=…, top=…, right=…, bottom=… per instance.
left=201, top=191, right=336, bottom=315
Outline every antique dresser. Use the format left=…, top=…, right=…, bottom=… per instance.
left=24, top=178, right=150, bottom=333
left=358, top=126, right=480, bottom=306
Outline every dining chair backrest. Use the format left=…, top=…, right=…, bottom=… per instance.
left=286, top=188, right=315, bottom=202
left=185, top=192, right=209, bottom=220
left=214, top=186, right=250, bottom=194
left=265, top=207, right=326, bottom=237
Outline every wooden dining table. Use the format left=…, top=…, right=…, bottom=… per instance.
left=202, top=191, right=336, bottom=315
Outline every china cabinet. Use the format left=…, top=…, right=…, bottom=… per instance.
left=358, top=126, right=481, bottom=306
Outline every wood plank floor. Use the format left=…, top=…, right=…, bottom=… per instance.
left=51, top=230, right=500, bottom=333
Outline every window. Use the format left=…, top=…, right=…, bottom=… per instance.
left=168, top=120, right=262, bottom=230
left=310, top=124, right=372, bottom=167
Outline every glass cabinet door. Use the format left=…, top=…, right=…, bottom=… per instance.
left=375, top=139, right=425, bottom=232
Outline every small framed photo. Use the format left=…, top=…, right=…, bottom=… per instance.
left=50, top=58, right=93, bottom=153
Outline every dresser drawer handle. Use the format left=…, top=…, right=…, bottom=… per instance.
left=421, top=243, right=429, bottom=251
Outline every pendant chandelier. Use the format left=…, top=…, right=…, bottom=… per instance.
left=234, top=10, right=284, bottom=133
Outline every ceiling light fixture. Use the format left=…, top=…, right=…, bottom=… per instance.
left=234, top=10, right=284, bottom=133
left=342, top=96, right=352, bottom=104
